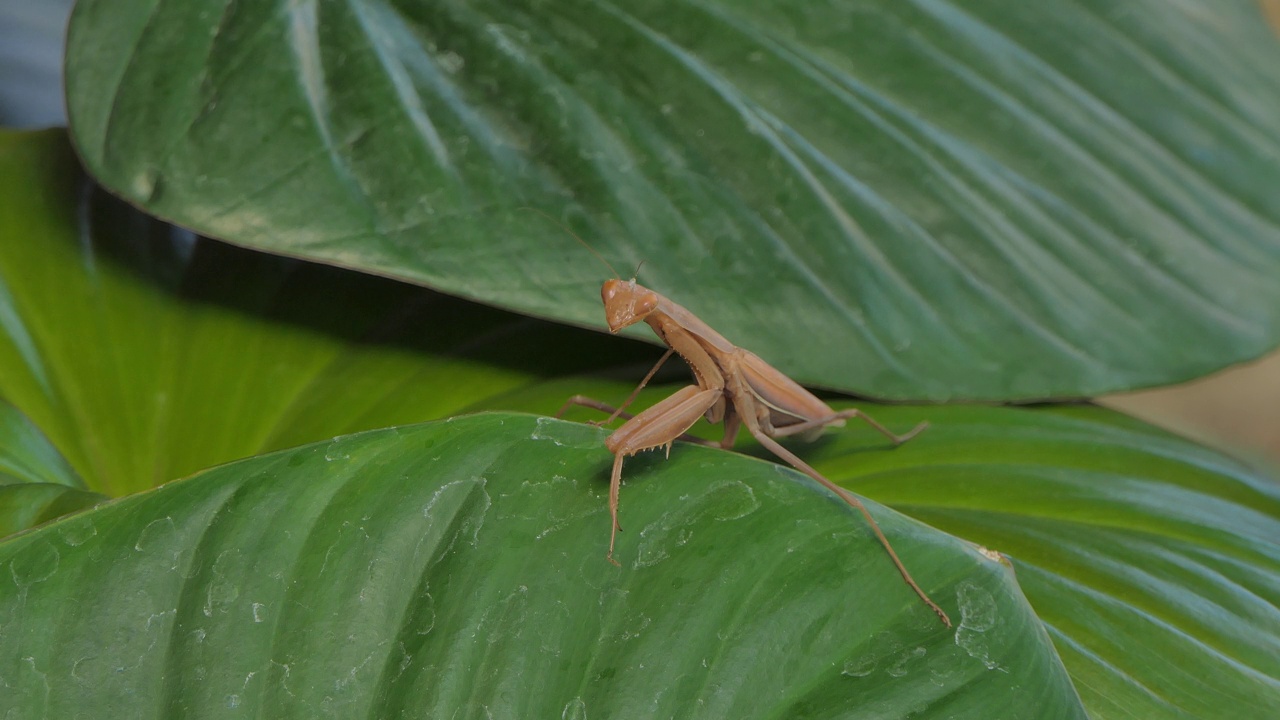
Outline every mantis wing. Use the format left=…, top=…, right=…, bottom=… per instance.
left=736, top=350, right=843, bottom=440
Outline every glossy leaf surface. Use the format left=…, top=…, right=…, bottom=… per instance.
left=0, top=414, right=1082, bottom=718
left=0, top=129, right=649, bottom=496
left=3, top=129, right=1277, bottom=717
left=64, top=0, right=1280, bottom=400
left=785, top=403, right=1280, bottom=720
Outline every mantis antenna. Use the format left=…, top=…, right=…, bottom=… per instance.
left=518, top=206, right=621, bottom=280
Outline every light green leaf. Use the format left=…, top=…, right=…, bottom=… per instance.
left=0, top=400, right=82, bottom=489
left=0, top=483, right=105, bottom=537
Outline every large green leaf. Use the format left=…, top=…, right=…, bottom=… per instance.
left=0, top=129, right=654, bottom=497
left=783, top=403, right=1280, bottom=720
left=65, top=0, right=1280, bottom=400
left=549, top=399, right=1280, bottom=718
left=3, top=128, right=1278, bottom=717
left=0, top=414, right=1083, bottom=718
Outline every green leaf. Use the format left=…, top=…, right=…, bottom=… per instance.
left=0, top=400, right=82, bottom=489
left=0, top=483, right=106, bottom=537
left=543, top=394, right=1280, bottom=717
left=0, top=128, right=652, bottom=496
left=2, top=129, right=1277, bottom=716
left=0, top=400, right=102, bottom=537
left=0, top=413, right=1083, bottom=718
left=64, top=0, right=1280, bottom=400
left=795, top=402, right=1280, bottom=719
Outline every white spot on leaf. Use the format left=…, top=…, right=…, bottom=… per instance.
left=954, top=581, right=1001, bottom=670
left=562, top=697, right=587, bottom=720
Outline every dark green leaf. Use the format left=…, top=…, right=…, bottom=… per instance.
left=65, top=0, right=1280, bottom=400
left=794, top=402, right=1280, bottom=719
left=0, top=413, right=1082, bottom=718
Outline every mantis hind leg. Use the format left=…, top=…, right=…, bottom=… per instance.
left=771, top=408, right=928, bottom=445
left=556, top=395, right=629, bottom=423
left=747, top=424, right=950, bottom=627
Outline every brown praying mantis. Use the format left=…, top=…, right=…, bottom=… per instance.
left=559, top=270, right=951, bottom=628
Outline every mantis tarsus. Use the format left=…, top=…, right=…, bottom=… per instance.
left=561, top=276, right=951, bottom=627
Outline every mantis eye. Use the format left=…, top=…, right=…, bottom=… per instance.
left=601, top=279, right=623, bottom=305
left=633, top=292, right=659, bottom=317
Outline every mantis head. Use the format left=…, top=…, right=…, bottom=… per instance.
left=601, top=278, right=659, bottom=333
